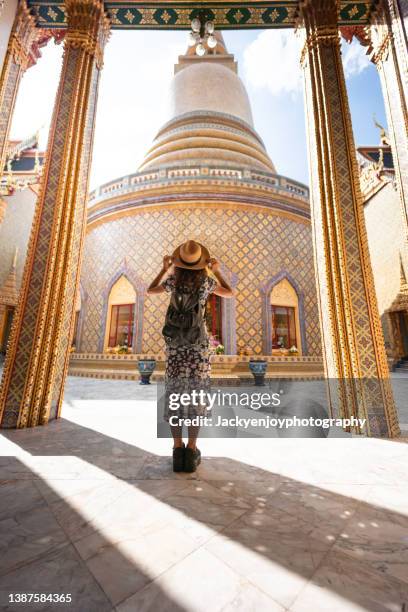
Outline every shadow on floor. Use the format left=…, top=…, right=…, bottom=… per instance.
left=1, top=417, right=408, bottom=611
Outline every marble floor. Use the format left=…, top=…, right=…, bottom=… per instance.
left=0, top=375, right=408, bottom=611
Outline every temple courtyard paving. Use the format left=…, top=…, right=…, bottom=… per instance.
left=0, top=373, right=408, bottom=611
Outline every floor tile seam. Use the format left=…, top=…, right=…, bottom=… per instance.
left=64, top=538, right=116, bottom=608
left=201, top=523, right=300, bottom=611
left=153, top=479, right=198, bottom=499
left=111, top=538, right=217, bottom=610
left=285, top=505, right=369, bottom=609
left=33, top=479, right=132, bottom=545
left=0, top=540, right=70, bottom=580
left=288, top=542, right=408, bottom=610
left=197, top=475, right=286, bottom=505
left=0, top=497, right=47, bottom=521
left=203, top=499, right=362, bottom=607
left=330, top=530, right=408, bottom=576
left=177, top=477, right=255, bottom=511
left=258, top=491, right=366, bottom=532
left=220, top=564, right=291, bottom=612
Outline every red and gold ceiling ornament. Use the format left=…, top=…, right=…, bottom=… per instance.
left=27, top=28, right=65, bottom=69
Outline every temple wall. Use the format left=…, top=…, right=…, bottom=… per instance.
left=378, top=40, right=408, bottom=222
left=0, top=188, right=36, bottom=286
left=79, top=205, right=322, bottom=356
left=363, top=182, right=408, bottom=315
left=363, top=180, right=408, bottom=359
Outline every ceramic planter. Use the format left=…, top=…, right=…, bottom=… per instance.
left=249, top=359, right=267, bottom=386
left=138, top=359, right=156, bottom=385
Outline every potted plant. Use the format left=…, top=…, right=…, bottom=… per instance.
left=215, top=344, right=225, bottom=355
left=288, top=345, right=298, bottom=356
left=209, top=335, right=220, bottom=356
left=118, top=344, right=131, bottom=354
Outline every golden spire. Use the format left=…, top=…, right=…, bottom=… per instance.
left=12, top=247, right=18, bottom=269
left=373, top=115, right=390, bottom=146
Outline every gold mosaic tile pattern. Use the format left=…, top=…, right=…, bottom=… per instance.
left=80, top=206, right=321, bottom=356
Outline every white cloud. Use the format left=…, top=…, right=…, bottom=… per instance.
left=10, top=40, right=63, bottom=150
left=90, top=31, right=186, bottom=189
left=243, top=31, right=371, bottom=97
left=341, top=38, right=371, bottom=78
left=10, top=31, right=187, bottom=190
left=243, top=30, right=303, bottom=96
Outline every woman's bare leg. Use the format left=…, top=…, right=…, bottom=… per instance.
left=187, top=426, right=200, bottom=450
left=170, top=423, right=183, bottom=448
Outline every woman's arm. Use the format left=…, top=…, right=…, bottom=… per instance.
left=147, top=256, right=173, bottom=295
left=209, top=258, right=234, bottom=298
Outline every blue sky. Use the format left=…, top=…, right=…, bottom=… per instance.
left=10, top=29, right=387, bottom=190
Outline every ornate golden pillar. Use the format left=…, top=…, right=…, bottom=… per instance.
left=369, top=1, right=408, bottom=224
left=384, top=0, right=408, bottom=101
left=0, top=1, right=38, bottom=177
left=0, top=0, right=110, bottom=428
left=299, top=0, right=400, bottom=437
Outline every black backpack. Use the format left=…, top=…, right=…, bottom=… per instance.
left=162, top=283, right=206, bottom=347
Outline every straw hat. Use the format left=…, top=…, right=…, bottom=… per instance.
left=172, top=240, right=210, bottom=270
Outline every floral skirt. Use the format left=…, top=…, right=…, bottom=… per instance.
left=164, top=342, right=212, bottom=421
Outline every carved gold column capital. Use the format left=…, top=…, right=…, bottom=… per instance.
left=7, top=0, right=39, bottom=71
left=298, top=0, right=341, bottom=51
left=366, top=3, right=393, bottom=65
left=299, top=0, right=340, bottom=23
left=65, top=0, right=111, bottom=69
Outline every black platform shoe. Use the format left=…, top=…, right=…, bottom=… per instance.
left=184, top=447, right=201, bottom=473
left=172, top=444, right=185, bottom=472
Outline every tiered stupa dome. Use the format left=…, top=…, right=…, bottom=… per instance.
left=80, top=33, right=318, bottom=359
left=139, top=34, right=276, bottom=174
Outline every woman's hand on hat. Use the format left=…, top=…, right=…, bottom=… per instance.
left=208, top=257, right=220, bottom=272
left=162, top=256, right=173, bottom=272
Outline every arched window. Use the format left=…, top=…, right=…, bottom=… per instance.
left=108, top=304, right=134, bottom=348
left=270, top=278, right=302, bottom=353
left=271, top=305, right=296, bottom=349
left=104, top=275, right=136, bottom=350
left=206, top=294, right=223, bottom=344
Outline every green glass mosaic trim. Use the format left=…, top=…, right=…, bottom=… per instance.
left=28, top=1, right=371, bottom=30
